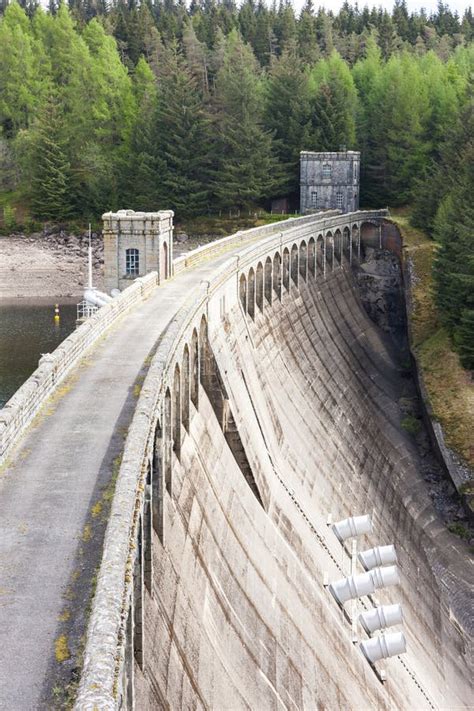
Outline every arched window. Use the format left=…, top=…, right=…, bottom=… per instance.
left=273, top=253, right=281, bottom=300
left=239, top=274, right=247, bottom=312
left=182, top=346, right=190, bottom=433
left=343, top=227, right=351, bottom=260
left=256, top=262, right=264, bottom=312
left=326, top=233, right=334, bottom=271
left=291, top=244, right=298, bottom=286
left=308, top=238, right=316, bottom=277
left=190, top=329, right=199, bottom=409
left=334, top=229, right=342, bottom=266
left=248, top=268, right=256, bottom=319
left=164, top=388, right=172, bottom=494
left=126, top=248, right=139, bottom=276
left=264, top=257, right=272, bottom=304
left=282, top=249, right=290, bottom=291
left=173, top=364, right=181, bottom=460
left=299, top=241, right=307, bottom=281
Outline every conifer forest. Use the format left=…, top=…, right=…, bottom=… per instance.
left=0, top=0, right=473, bottom=365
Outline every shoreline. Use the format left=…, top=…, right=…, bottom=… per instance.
left=0, top=232, right=104, bottom=300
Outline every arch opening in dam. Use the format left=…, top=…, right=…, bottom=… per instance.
left=72, top=211, right=472, bottom=711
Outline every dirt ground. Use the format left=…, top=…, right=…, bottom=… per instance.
left=0, top=232, right=104, bottom=299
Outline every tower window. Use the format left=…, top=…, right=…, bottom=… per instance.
left=311, top=190, right=318, bottom=207
left=126, top=248, right=139, bottom=276
left=322, top=163, right=332, bottom=179
left=336, top=193, right=343, bottom=209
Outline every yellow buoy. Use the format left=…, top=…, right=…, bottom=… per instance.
left=54, top=303, right=60, bottom=321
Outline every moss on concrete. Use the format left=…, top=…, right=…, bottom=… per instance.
left=55, top=635, right=71, bottom=663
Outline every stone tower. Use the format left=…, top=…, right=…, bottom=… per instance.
left=300, top=151, right=360, bottom=214
left=102, top=209, right=174, bottom=294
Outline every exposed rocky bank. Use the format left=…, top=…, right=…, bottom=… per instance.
left=0, top=228, right=104, bottom=299
left=356, top=246, right=473, bottom=542
left=0, top=228, right=219, bottom=300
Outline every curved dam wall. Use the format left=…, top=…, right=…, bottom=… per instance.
left=77, top=212, right=472, bottom=710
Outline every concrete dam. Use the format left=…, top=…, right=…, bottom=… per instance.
left=0, top=211, right=472, bottom=710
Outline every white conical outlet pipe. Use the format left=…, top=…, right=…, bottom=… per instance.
left=332, top=514, right=372, bottom=542
left=359, top=604, right=403, bottom=634
left=359, top=545, right=398, bottom=571
left=370, top=565, right=400, bottom=590
left=360, top=631, right=407, bottom=663
left=329, top=572, right=375, bottom=605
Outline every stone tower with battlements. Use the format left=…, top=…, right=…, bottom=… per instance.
left=102, top=209, right=174, bottom=293
left=300, top=150, right=360, bottom=214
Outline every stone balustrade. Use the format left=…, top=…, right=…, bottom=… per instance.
left=0, top=272, right=159, bottom=466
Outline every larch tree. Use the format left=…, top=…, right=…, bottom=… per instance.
left=0, top=1, right=43, bottom=135
left=27, top=93, right=73, bottom=220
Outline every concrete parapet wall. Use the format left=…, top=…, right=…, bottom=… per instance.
left=172, top=210, right=342, bottom=275
left=0, top=272, right=158, bottom=467
left=0, top=209, right=378, bottom=468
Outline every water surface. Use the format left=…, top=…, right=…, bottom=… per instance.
left=0, top=300, right=77, bottom=408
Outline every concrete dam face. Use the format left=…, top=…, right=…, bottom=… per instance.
left=77, top=215, right=472, bottom=711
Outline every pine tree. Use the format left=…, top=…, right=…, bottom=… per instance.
left=309, top=50, right=357, bottom=151
left=457, top=306, right=474, bottom=369
left=433, top=123, right=474, bottom=367
left=28, top=94, right=73, bottom=220
left=264, top=49, right=312, bottom=196
left=122, top=57, right=163, bottom=210
left=154, top=45, right=213, bottom=216
left=298, top=0, right=318, bottom=65
left=412, top=95, right=472, bottom=230
left=213, top=30, right=282, bottom=207
left=183, top=20, right=209, bottom=97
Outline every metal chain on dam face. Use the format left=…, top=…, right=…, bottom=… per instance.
left=74, top=210, right=472, bottom=711
left=0, top=211, right=472, bottom=711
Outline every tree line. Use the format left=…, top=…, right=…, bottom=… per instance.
left=0, top=1, right=472, bottom=366
left=2, top=0, right=473, bottom=66
left=1, top=1, right=473, bottom=216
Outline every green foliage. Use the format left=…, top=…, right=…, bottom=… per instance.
left=153, top=45, right=213, bottom=216
left=309, top=50, right=357, bottom=150
left=264, top=49, right=312, bottom=195
left=2, top=203, right=17, bottom=230
left=447, top=522, right=471, bottom=540
left=0, top=1, right=43, bottom=135
left=432, top=111, right=474, bottom=369
left=213, top=30, right=282, bottom=208
left=0, top=0, right=472, bottom=236
left=401, top=415, right=422, bottom=435
left=27, top=93, right=73, bottom=221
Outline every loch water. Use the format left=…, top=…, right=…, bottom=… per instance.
left=0, top=300, right=77, bottom=408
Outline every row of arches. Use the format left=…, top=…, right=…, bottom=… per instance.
left=123, top=217, right=384, bottom=695
left=126, top=314, right=210, bottom=686
left=238, top=222, right=379, bottom=318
